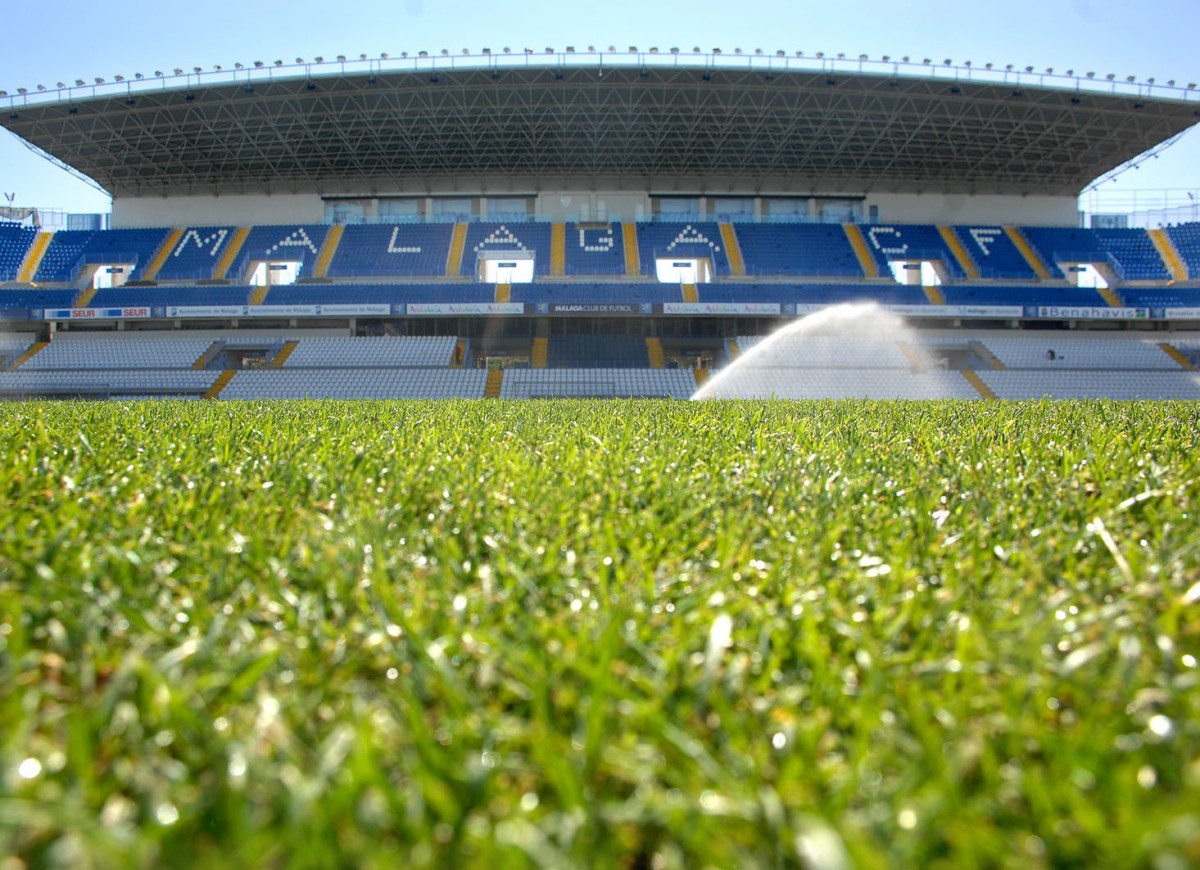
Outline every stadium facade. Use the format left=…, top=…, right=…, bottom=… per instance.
left=1, top=51, right=1199, bottom=400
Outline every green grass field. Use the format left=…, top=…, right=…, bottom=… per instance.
left=1, top=399, right=1198, bottom=867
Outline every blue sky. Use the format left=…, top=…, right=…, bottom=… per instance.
left=2, top=0, right=1198, bottom=215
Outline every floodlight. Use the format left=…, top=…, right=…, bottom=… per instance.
left=57, top=81, right=66, bottom=88
left=1005, top=64, right=1013, bottom=71
left=1085, top=72, right=1094, bottom=78
left=734, top=48, right=742, bottom=55
left=944, top=58, right=952, bottom=65
left=1025, top=66, right=1034, bottom=73
left=902, top=56, right=910, bottom=62
left=295, top=58, right=304, bottom=64
left=440, top=50, right=448, bottom=56
left=1148, top=77, right=1155, bottom=84
left=380, top=53, right=389, bottom=60
left=651, top=47, right=660, bottom=54
left=17, top=88, right=26, bottom=94
left=0, top=91, right=6, bottom=97
left=1189, top=83, right=1196, bottom=89
left=37, top=85, right=45, bottom=91
left=815, top=52, right=823, bottom=59
left=360, top=54, right=367, bottom=60
left=1126, top=75, right=1135, bottom=82
left=254, top=61, right=263, bottom=68
left=629, top=46, right=637, bottom=52
left=1106, top=74, right=1115, bottom=80
left=545, top=47, right=553, bottom=53
left=193, top=67, right=202, bottom=74
left=859, top=54, right=869, bottom=61
left=235, top=63, right=243, bottom=70
left=76, top=79, right=86, bottom=86
left=882, top=55, right=891, bottom=62
left=314, top=57, right=323, bottom=63
left=212, top=66, right=221, bottom=72
left=1045, top=68, right=1053, bottom=74
left=462, top=49, right=469, bottom=55
left=135, top=72, right=144, bottom=79
left=503, top=48, right=510, bottom=54
left=964, top=60, right=972, bottom=67
left=776, top=50, right=784, bottom=57
left=755, top=49, right=763, bottom=56
left=922, top=58, right=931, bottom=65
left=95, top=77, right=105, bottom=84
left=1168, top=80, right=1175, bottom=86
left=274, top=60, right=283, bottom=66
left=1065, top=69, right=1072, bottom=76
left=114, top=75, right=124, bottom=82
left=836, top=53, right=844, bottom=59
left=714, top=48, right=722, bottom=55
left=985, top=62, right=993, bottom=69
left=524, top=48, right=532, bottom=55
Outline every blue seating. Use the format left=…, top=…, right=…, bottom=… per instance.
left=155, top=227, right=237, bottom=281
left=1020, top=226, right=1107, bottom=275
left=951, top=227, right=1036, bottom=279
left=636, top=223, right=731, bottom=276
left=83, top=228, right=172, bottom=280
left=564, top=223, right=627, bottom=276
left=90, top=286, right=252, bottom=308
left=860, top=225, right=964, bottom=277
left=1093, top=229, right=1169, bottom=280
left=699, top=284, right=929, bottom=305
left=264, top=283, right=495, bottom=305
left=547, top=335, right=650, bottom=368
left=227, top=225, right=330, bottom=281
left=0, top=288, right=77, bottom=310
left=463, top=223, right=554, bottom=277
left=940, top=285, right=1101, bottom=307
left=34, top=231, right=95, bottom=282
left=511, top=283, right=679, bottom=304
left=733, top=224, right=864, bottom=277
left=1120, top=288, right=1200, bottom=309
left=1165, top=222, right=1200, bottom=277
left=327, top=224, right=455, bottom=278
left=0, top=225, right=36, bottom=281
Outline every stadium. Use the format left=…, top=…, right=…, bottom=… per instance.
left=1, top=50, right=1199, bottom=399
left=2, top=45, right=1200, bottom=867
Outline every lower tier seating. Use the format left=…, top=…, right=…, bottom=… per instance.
left=219, top=369, right=488, bottom=400
left=500, top=369, right=695, bottom=398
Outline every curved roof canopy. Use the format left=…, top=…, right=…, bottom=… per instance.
left=3, top=62, right=1197, bottom=198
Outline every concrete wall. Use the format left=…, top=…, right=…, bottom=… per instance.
left=112, top=194, right=325, bottom=228
left=865, top=193, right=1079, bottom=227
left=112, top=189, right=1080, bottom=228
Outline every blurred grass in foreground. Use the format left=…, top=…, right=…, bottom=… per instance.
left=0, top=399, right=1198, bottom=867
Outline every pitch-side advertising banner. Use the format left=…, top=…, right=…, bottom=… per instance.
left=406, top=303, right=525, bottom=315
left=662, top=302, right=781, bottom=315
left=42, top=307, right=152, bottom=320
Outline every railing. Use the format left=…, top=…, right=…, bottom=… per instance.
left=4, top=49, right=1196, bottom=110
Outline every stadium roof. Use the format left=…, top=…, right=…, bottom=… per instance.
left=3, top=53, right=1197, bottom=199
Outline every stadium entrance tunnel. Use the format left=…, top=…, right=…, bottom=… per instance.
left=477, top=250, right=534, bottom=283
left=1062, top=262, right=1113, bottom=289
left=87, top=262, right=135, bottom=290
left=888, top=260, right=946, bottom=286
left=655, top=257, right=712, bottom=283
left=249, top=261, right=300, bottom=286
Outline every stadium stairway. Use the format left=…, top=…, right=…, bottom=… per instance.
left=1004, top=227, right=1052, bottom=280
left=645, top=337, right=665, bottom=368
left=214, top=227, right=251, bottom=280
left=531, top=338, right=549, bottom=369
left=1096, top=286, right=1122, bottom=308
left=719, top=224, right=746, bottom=276
left=73, top=286, right=98, bottom=308
left=192, top=341, right=222, bottom=370
left=622, top=224, right=640, bottom=276
left=692, top=368, right=709, bottom=390
left=1158, top=342, right=1196, bottom=370
left=7, top=341, right=48, bottom=371
left=141, top=228, right=185, bottom=282
left=484, top=368, right=504, bottom=398
left=923, top=285, right=945, bottom=305
left=727, top=339, right=742, bottom=360
left=961, top=369, right=998, bottom=399
left=270, top=342, right=299, bottom=368
left=249, top=285, right=271, bottom=305
left=682, top=283, right=699, bottom=302
left=495, top=284, right=511, bottom=303
left=938, top=226, right=979, bottom=279
left=896, top=341, right=928, bottom=372
left=204, top=369, right=237, bottom=399
left=313, top=226, right=344, bottom=279
left=843, top=225, right=878, bottom=278
left=446, top=223, right=468, bottom=277
left=1148, top=228, right=1189, bottom=281
left=550, top=223, right=566, bottom=276
left=17, top=232, right=53, bottom=283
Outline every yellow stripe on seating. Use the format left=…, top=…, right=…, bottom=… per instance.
left=693, top=368, right=710, bottom=389
left=1096, top=287, right=1122, bottom=308
left=923, top=285, right=945, bottom=305
left=550, top=223, right=566, bottom=276
left=214, top=227, right=251, bottom=280
left=203, top=369, right=237, bottom=399
left=728, top=339, right=742, bottom=360
left=531, top=338, right=548, bottom=369
left=270, top=341, right=299, bottom=369
left=681, top=283, right=698, bottom=302
left=446, top=223, right=468, bottom=277
left=645, top=337, right=665, bottom=369
left=961, top=370, right=997, bottom=400
left=17, top=232, right=54, bottom=283
left=938, top=226, right=979, bottom=279
left=843, top=225, right=878, bottom=278
left=249, top=285, right=271, bottom=306
left=1148, top=228, right=1188, bottom=281
left=141, top=228, right=185, bottom=282
left=1159, top=342, right=1196, bottom=370
left=622, top=223, right=640, bottom=276
left=719, top=223, right=746, bottom=277
left=484, top=368, right=504, bottom=398
left=73, top=286, right=98, bottom=308
left=495, top=284, right=511, bottom=303
left=312, top=225, right=344, bottom=279
left=1004, top=226, right=1052, bottom=280
left=8, top=341, right=48, bottom=371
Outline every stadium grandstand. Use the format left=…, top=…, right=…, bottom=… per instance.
left=1, top=49, right=1199, bottom=400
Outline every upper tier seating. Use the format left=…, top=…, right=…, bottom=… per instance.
left=733, top=224, right=864, bottom=277
left=228, top=225, right=331, bottom=281
left=564, top=223, right=627, bottom=276
left=1092, top=229, right=1169, bottom=280
left=939, top=284, right=1102, bottom=307
left=1020, top=227, right=1108, bottom=274
left=463, top=223, right=555, bottom=277
left=701, top=284, right=929, bottom=305
left=34, top=231, right=95, bottom=282
left=220, top=369, right=487, bottom=400
left=0, top=225, right=36, bottom=281
left=501, top=369, right=695, bottom=398
left=156, top=227, right=238, bottom=281
left=1120, top=287, right=1200, bottom=309
left=951, top=227, right=1037, bottom=279
left=24, top=333, right=217, bottom=370
left=636, top=223, right=731, bottom=276
left=861, top=225, right=964, bottom=277
left=83, top=228, right=172, bottom=280
left=327, top=225, right=455, bottom=278
left=282, top=336, right=456, bottom=368
left=1165, top=222, right=1200, bottom=277
left=546, top=336, right=650, bottom=368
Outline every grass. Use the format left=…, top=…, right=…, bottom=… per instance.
left=0, top=399, right=1198, bottom=867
